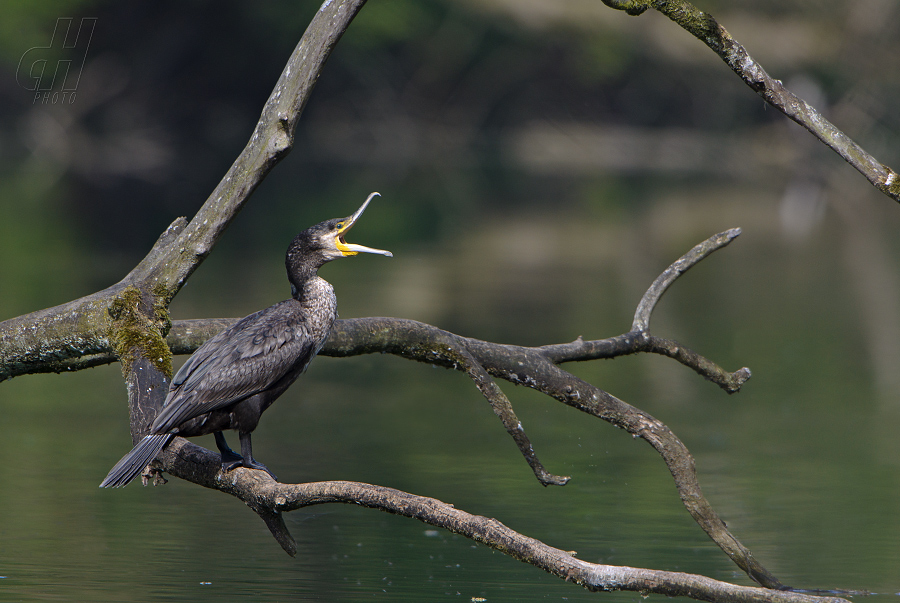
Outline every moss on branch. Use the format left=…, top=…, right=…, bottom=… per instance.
left=108, top=285, right=173, bottom=377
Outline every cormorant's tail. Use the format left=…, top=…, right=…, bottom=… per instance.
left=99, top=434, right=174, bottom=488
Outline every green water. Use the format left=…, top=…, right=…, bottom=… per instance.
left=3, top=190, right=900, bottom=601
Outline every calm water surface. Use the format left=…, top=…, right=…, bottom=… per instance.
left=3, top=200, right=900, bottom=601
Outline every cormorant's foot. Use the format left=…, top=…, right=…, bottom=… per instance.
left=219, top=448, right=243, bottom=466
left=244, top=458, right=277, bottom=481
left=215, top=432, right=242, bottom=466
left=219, top=457, right=277, bottom=481
left=220, top=458, right=244, bottom=473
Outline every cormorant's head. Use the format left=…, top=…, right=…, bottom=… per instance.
left=287, top=192, right=392, bottom=288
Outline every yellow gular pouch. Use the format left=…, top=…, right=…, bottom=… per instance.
left=335, top=222, right=358, bottom=256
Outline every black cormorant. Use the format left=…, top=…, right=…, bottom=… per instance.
left=100, top=193, right=391, bottom=488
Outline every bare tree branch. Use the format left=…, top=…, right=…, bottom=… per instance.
left=633, top=228, right=739, bottom=332
left=148, top=435, right=850, bottom=602
left=4, top=203, right=769, bottom=589
left=450, top=337, right=571, bottom=486
left=3, top=212, right=782, bottom=594
left=599, top=0, right=900, bottom=202
left=234, top=477, right=851, bottom=603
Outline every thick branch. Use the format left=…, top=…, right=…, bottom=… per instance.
left=600, top=0, right=900, bottom=202
left=43, top=226, right=766, bottom=587
left=315, top=231, right=778, bottom=587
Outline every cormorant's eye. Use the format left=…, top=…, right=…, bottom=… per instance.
left=335, top=221, right=345, bottom=230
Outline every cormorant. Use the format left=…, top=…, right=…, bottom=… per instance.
left=100, top=193, right=391, bottom=488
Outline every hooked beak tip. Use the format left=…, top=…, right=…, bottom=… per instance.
left=348, top=192, right=381, bottom=225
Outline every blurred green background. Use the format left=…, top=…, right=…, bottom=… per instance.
left=2, top=0, right=900, bottom=601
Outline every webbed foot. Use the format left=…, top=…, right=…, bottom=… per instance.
left=241, top=457, right=277, bottom=481
left=216, top=431, right=278, bottom=480
left=214, top=431, right=243, bottom=467
left=219, top=456, right=276, bottom=481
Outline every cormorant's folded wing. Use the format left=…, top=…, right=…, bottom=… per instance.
left=151, top=301, right=317, bottom=432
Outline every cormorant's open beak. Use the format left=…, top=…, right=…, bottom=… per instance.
left=335, top=192, right=393, bottom=257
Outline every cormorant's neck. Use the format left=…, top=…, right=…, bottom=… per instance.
left=286, top=239, right=330, bottom=300
left=288, top=264, right=318, bottom=296
left=290, top=272, right=332, bottom=302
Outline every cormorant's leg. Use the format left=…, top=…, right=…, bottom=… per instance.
left=214, top=431, right=243, bottom=471
left=237, top=431, right=277, bottom=480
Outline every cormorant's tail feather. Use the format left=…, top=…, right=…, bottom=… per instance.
left=99, top=434, right=174, bottom=488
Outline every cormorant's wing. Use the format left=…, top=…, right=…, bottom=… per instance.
left=150, top=300, right=319, bottom=433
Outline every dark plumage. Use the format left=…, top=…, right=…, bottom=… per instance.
left=100, top=193, right=391, bottom=488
